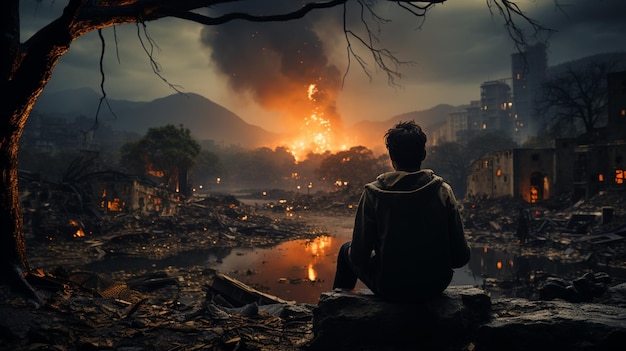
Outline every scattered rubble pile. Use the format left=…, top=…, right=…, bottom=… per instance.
left=463, top=191, right=626, bottom=239
left=1, top=267, right=315, bottom=351
left=22, top=188, right=321, bottom=269
left=462, top=191, right=626, bottom=300
left=539, top=271, right=612, bottom=303
left=3, top=179, right=328, bottom=350
left=238, top=188, right=361, bottom=216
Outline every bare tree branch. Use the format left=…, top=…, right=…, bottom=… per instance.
left=486, top=0, right=554, bottom=53
left=537, top=59, right=622, bottom=137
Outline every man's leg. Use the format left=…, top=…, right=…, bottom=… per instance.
left=332, top=241, right=358, bottom=289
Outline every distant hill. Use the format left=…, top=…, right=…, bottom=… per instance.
left=34, top=88, right=278, bottom=148
left=35, top=87, right=143, bottom=117
left=34, top=87, right=460, bottom=151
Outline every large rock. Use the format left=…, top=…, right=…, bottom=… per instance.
left=310, top=286, right=491, bottom=350
left=476, top=298, right=626, bottom=351
left=310, top=285, right=626, bottom=350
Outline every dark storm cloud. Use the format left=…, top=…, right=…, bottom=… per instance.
left=357, top=3, right=515, bottom=85
left=358, top=0, right=626, bottom=87
left=530, top=0, right=626, bottom=63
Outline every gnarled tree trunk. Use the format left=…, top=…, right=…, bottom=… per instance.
left=1, top=0, right=74, bottom=298
left=0, top=122, right=28, bottom=271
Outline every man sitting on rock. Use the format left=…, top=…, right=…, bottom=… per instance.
left=332, top=120, right=471, bottom=301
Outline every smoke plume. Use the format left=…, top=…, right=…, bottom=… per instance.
left=200, top=2, right=345, bottom=154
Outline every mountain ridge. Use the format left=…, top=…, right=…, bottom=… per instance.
left=35, top=88, right=279, bottom=148
left=34, top=87, right=458, bottom=150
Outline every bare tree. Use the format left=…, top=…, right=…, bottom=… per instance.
left=1, top=0, right=546, bottom=298
left=538, top=57, right=624, bottom=137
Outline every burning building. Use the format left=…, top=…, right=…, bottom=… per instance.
left=90, top=171, right=181, bottom=216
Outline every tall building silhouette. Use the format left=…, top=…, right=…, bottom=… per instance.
left=511, top=43, right=547, bottom=144
left=480, top=80, right=513, bottom=134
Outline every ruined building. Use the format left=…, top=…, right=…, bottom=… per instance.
left=467, top=71, right=626, bottom=203
left=91, top=171, right=181, bottom=216
left=466, top=148, right=555, bottom=203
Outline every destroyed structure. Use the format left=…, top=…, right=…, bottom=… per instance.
left=19, top=169, right=182, bottom=241
left=90, top=171, right=181, bottom=215
left=467, top=71, right=626, bottom=203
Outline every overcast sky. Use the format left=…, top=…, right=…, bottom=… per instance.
left=21, top=0, right=626, bottom=134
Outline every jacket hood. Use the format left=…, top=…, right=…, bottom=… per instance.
left=368, top=169, right=443, bottom=193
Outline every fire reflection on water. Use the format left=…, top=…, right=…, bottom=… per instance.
left=215, top=234, right=346, bottom=304
left=305, top=235, right=332, bottom=282
left=220, top=233, right=598, bottom=303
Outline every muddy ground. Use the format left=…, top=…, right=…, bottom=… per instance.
left=2, top=190, right=626, bottom=350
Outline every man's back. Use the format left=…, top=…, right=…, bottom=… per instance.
left=351, top=169, right=470, bottom=301
left=332, top=120, right=470, bottom=302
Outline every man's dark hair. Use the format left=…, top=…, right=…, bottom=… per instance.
left=384, top=120, right=427, bottom=171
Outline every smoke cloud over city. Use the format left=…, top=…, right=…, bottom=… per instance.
left=200, top=3, right=347, bottom=158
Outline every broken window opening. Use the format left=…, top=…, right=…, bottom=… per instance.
left=616, top=169, right=625, bottom=184
left=530, top=186, right=539, bottom=203
left=529, top=172, right=545, bottom=203
left=574, top=154, right=588, bottom=183
left=107, top=198, right=125, bottom=212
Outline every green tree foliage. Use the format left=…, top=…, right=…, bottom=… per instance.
left=120, top=125, right=200, bottom=193
left=316, top=146, right=382, bottom=191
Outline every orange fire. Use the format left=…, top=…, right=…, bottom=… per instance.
left=289, top=84, right=346, bottom=161
left=69, top=219, right=85, bottom=238
left=307, top=263, right=317, bottom=282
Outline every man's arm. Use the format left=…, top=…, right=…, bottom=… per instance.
left=350, top=189, right=377, bottom=276
left=442, top=184, right=471, bottom=268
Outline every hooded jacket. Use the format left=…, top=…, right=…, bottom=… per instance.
left=349, top=169, right=470, bottom=301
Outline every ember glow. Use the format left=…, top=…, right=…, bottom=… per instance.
left=288, top=84, right=346, bottom=161
left=69, top=219, right=85, bottom=238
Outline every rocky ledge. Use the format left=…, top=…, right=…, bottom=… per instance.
left=309, top=284, right=626, bottom=351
